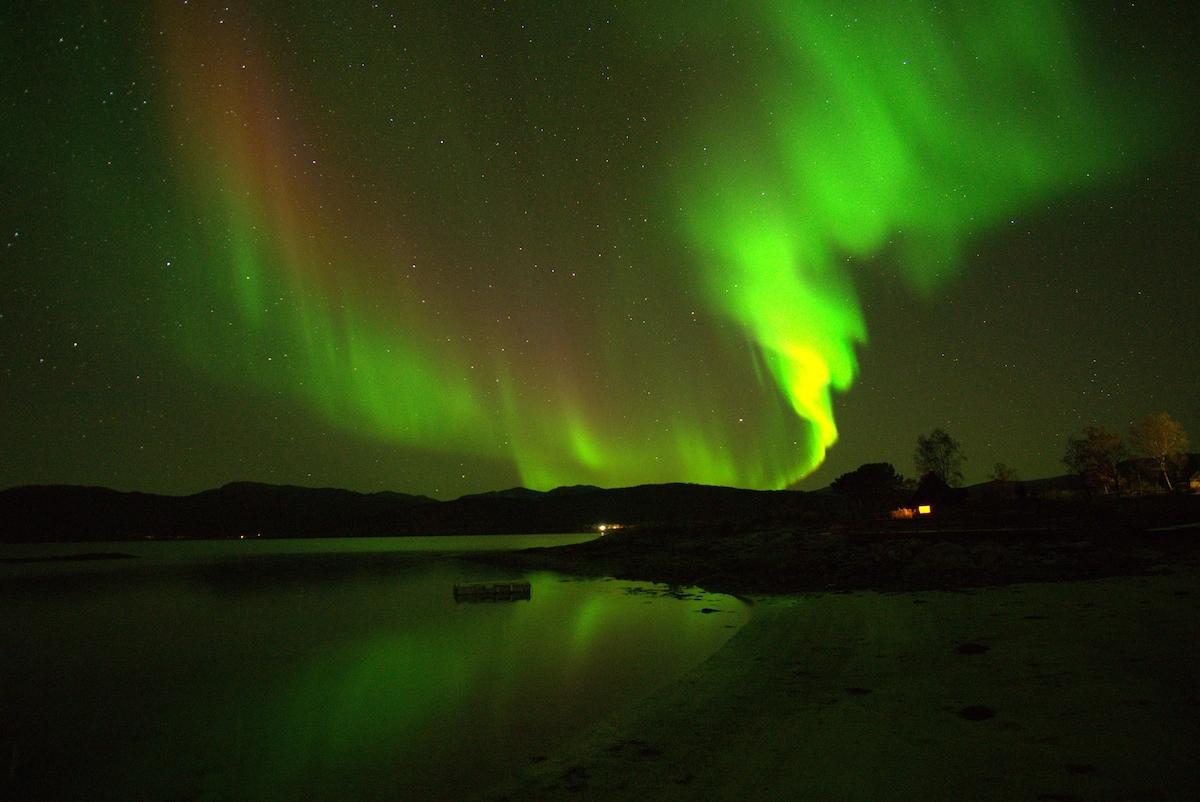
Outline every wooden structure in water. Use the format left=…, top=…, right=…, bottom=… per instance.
left=453, top=580, right=532, bottom=603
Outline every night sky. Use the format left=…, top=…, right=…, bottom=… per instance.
left=2, top=2, right=1196, bottom=499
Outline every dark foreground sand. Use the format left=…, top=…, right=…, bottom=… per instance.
left=473, top=566, right=1200, bottom=801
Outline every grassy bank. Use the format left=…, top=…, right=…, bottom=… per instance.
left=476, top=516, right=1200, bottom=597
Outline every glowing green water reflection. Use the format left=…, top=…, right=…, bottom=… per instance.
left=0, top=544, right=747, bottom=801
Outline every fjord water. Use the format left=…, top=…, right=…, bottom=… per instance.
left=0, top=536, right=748, bottom=801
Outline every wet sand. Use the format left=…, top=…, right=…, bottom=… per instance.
left=474, top=567, right=1200, bottom=801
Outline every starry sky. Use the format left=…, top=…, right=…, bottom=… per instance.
left=2, top=1, right=1196, bottom=499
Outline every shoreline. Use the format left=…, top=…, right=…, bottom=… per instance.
left=0, top=552, right=139, bottom=564
left=473, top=565, right=1200, bottom=801
left=472, top=522, right=1200, bottom=597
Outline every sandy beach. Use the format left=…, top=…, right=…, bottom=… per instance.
left=474, top=566, right=1200, bottom=801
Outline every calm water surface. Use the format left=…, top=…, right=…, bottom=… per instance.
left=0, top=537, right=748, bottom=801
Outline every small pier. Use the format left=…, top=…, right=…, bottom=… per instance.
left=453, top=580, right=532, bottom=603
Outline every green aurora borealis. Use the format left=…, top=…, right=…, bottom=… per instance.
left=2, top=2, right=1196, bottom=496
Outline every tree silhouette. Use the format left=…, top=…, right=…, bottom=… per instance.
left=1128, top=413, right=1189, bottom=491
left=1063, top=425, right=1126, bottom=495
left=830, top=463, right=903, bottom=496
left=989, top=463, right=1020, bottom=484
left=914, top=428, right=965, bottom=487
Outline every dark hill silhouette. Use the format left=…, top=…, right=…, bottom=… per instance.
left=7, top=462, right=1197, bottom=544
left=0, top=481, right=813, bottom=543
left=0, top=483, right=435, bottom=542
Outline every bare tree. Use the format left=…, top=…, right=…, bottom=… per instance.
left=914, top=428, right=966, bottom=487
left=986, top=462, right=1021, bottom=498
left=1063, top=425, right=1126, bottom=495
left=989, top=463, right=1020, bottom=484
left=1128, top=413, right=1189, bottom=491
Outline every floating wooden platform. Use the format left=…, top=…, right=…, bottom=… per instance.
left=453, top=580, right=532, bottom=602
